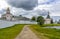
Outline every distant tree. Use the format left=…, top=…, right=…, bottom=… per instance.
left=31, top=16, right=36, bottom=21
left=37, top=16, right=44, bottom=25
left=58, top=19, right=60, bottom=24
left=19, top=15, right=22, bottom=17
left=51, top=19, right=53, bottom=24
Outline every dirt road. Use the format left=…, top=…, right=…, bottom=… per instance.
left=15, top=25, right=39, bottom=39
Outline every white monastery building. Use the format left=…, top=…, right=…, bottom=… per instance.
left=1, top=7, right=30, bottom=21
left=44, top=12, right=51, bottom=24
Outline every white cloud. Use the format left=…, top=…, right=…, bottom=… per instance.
left=38, top=0, right=60, bottom=16
left=38, top=5, right=52, bottom=10
left=0, top=0, right=10, bottom=10
left=38, top=0, right=48, bottom=4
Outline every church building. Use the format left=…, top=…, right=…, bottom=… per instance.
left=44, top=12, right=51, bottom=24
left=1, top=7, right=30, bottom=21
left=2, top=8, right=13, bottom=21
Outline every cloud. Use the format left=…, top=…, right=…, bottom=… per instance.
left=38, top=0, right=56, bottom=5
left=49, top=0, right=60, bottom=16
left=38, top=0, right=60, bottom=16
left=6, top=0, right=38, bottom=10
left=4, top=0, right=60, bottom=18
left=0, top=9, right=6, bottom=14
left=10, top=7, right=48, bottom=18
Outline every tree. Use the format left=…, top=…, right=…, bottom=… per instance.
left=31, top=16, right=36, bottom=21
left=19, top=15, right=22, bottom=17
left=58, top=19, right=60, bottom=24
left=51, top=19, right=53, bottom=24
left=37, top=16, right=44, bottom=25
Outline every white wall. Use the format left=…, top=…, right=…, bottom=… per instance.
left=0, top=20, right=37, bottom=28
left=44, top=19, right=51, bottom=24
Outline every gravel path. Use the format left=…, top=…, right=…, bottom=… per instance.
left=15, top=25, right=39, bottom=39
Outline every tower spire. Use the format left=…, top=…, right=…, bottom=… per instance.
left=46, top=11, right=50, bottom=19
left=6, top=7, right=10, bottom=14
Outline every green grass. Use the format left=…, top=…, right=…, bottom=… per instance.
left=0, top=24, right=25, bottom=39
left=42, top=24, right=60, bottom=27
left=29, top=24, right=60, bottom=39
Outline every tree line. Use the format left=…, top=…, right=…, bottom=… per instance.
left=31, top=16, right=53, bottom=25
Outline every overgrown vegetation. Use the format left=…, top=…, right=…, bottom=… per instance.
left=29, top=25, right=60, bottom=39
left=0, top=24, right=25, bottom=39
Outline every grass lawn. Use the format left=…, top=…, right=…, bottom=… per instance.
left=29, top=24, right=60, bottom=39
left=0, top=24, right=25, bottom=39
left=42, top=24, right=60, bottom=27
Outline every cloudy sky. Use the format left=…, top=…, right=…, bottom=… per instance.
left=0, top=0, right=60, bottom=18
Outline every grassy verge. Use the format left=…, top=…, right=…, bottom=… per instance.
left=42, top=24, right=60, bottom=27
left=29, top=24, right=60, bottom=39
left=0, top=24, right=25, bottom=39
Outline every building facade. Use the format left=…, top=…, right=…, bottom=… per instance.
left=2, top=8, right=13, bottom=20
left=44, top=12, right=51, bottom=24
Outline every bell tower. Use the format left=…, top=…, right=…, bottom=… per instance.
left=6, top=7, right=10, bottom=14
left=45, top=11, right=51, bottom=24
left=46, top=11, right=50, bottom=19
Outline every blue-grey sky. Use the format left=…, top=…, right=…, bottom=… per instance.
left=0, top=0, right=60, bottom=18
